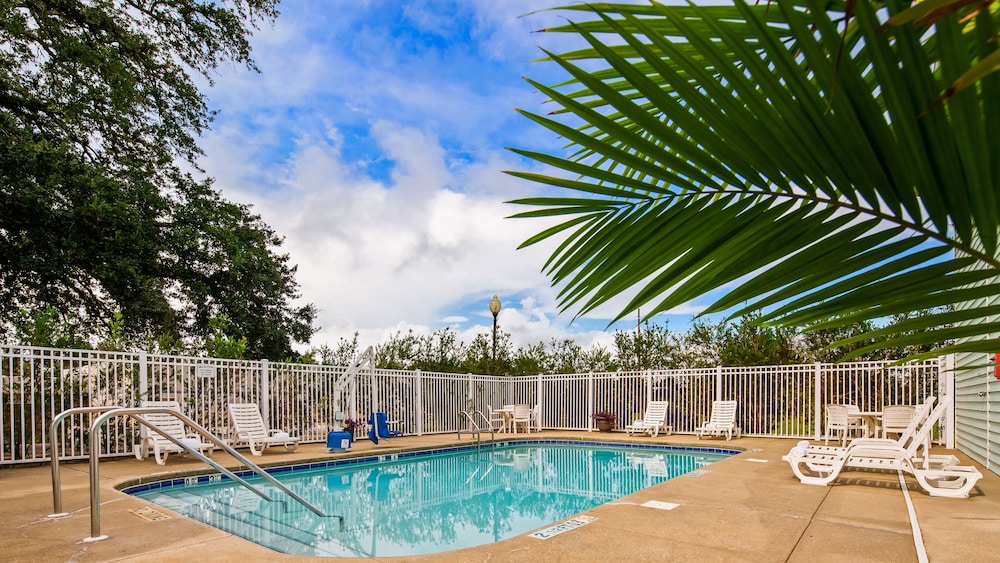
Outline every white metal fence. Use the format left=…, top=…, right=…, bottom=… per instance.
left=1, top=345, right=946, bottom=465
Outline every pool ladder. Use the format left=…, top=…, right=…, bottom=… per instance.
left=48, top=406, right=338, bottom=543
left=457, top=410, right=494, bottom=448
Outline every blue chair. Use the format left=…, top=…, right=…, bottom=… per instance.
left=368, top=411, right=401, bottom=439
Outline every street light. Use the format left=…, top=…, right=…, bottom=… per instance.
left=489, top=295, right=502, bottom=370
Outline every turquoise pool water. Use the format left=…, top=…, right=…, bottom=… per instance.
left=125, top=440, right=735, bottom=557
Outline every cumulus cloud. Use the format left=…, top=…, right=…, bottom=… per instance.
left=196, top=0, right=710, bottom=353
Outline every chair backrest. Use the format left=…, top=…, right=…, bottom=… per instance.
left=513, top=404, right=531, bottom=419
left=905, top=401, right=948, bottom=458
left=882, top=405, right=916, bottom=433
left=644, top=401, right=669, bottom=424
left=228, top=403, right=267, bottom=440
left=826, top=404, right=849, bottom=429
left=139, top=400, right=186, bottom=441
left=893, top=396, right=936, bottom=448
left=709, top=400, right=737, bottom=425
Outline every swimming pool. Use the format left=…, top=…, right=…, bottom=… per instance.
left=125, top=440, right=735, bottom=557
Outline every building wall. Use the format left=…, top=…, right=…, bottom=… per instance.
left=954, top=350, right=998, bottom=476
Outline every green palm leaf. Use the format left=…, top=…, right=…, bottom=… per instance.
left=507, top=0, right=1000, bottom=359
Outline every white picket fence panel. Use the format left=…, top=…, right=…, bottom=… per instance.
left=1, top=345, right=946, bottom=464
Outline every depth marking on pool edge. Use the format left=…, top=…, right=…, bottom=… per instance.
left=528, top=515, right=597, bottom=540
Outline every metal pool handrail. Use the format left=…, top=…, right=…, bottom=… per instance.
left=78, top=406, right=329, bottom=542
left=49, top=405, right=121, bottom=517
left=457, top=410, right=494, bottom=447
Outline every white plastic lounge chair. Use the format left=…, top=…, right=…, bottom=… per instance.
left=624, top=401, right=671, bottom=437
left=532, top=404, right=542, bottom=433
left=695, top=400, right=740, bottom=440
left=228, top=403, right=300, bottom=456
left=806, top=396, right=936, bottom=456
left=134, top=400, right=214, bottom=465
left=783, top=401, right=982, bottom=498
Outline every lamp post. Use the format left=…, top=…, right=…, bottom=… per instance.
left=489, top=295, right=502, bottom=371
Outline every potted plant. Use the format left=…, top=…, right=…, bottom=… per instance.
left=592, top=410, right=617, bottom=432
left=341, top=418, right=358, bottom=442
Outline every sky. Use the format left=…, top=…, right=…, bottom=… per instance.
left=196, top=0, right=716, bottom=353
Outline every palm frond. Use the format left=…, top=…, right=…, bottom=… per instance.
left=507, top=0, right=1000, bottom=359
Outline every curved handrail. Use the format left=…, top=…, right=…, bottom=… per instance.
left=83, top=407, right=329, bottom=542
left=49, top=406, right=122, bottom=517
left=457, top=410, right=495, bottom=446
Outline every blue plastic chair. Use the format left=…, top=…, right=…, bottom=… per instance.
left=368, top=411, right=401, bottom=440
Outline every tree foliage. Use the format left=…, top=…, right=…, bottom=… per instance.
left=507, top=0, right=1000, bottom=362
left=0, top=0, right=315, bottom=359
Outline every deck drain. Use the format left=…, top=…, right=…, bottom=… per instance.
left=130, top=507, right=171, bottom=522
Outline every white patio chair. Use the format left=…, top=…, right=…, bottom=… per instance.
left=228, top=403, right=300, bottom=456
left=134, top=400, right=214, bottom=465
left=881, top=405, right=916, bottom=439
left=824, top=404, right=852, bottom=447
left=845, top=404, right=869, bottom=438
left=510, top=404, right=532, bottom=434
left=695, top=400, right=740, bottom=440
left=624, top=400, right=671, bottom=437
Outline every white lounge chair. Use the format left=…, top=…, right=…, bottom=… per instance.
left=806, top=396, right=936, bottom=456
left=695, top=400, right=740, bottom=440
left=783, top=400, right=982, bottom=498
left=228, top=403, right=300, bottom=456
left=625, top=400, right=671, bottom=437
left=134, top=400, right=214, bottom=465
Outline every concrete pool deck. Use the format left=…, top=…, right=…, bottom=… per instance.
left=0, top=431, right=996, bottom=562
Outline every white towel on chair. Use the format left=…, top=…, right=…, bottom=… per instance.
left=788, top=440, right=811, bottom=457
left=272, top=431, right=290, bottom=439
left=180, top=438, right=202, bottom=449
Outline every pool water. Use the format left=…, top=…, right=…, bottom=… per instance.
left=127, top=441, right=733, bottom=557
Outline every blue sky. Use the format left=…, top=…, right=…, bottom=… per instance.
left=197, top=1, right=716, bottom=352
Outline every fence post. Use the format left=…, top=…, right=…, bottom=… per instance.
left=138, top=351, right=148, bottom=402
left=587, top=372, right=594, bottom=431
left=715, top=366, right=723, bottom=402
left=414, top=369, right=423, bottom=436
left=260, top=359, right=270, bottom=428
left=370, top=367, right=378, bottom=425
left=814, top=362, right=823, bottom=440
left=646, top=370, right=653, bottom=400
left=537, top=372, right=544, bottom=430
left=941, top=355, right=956, bottom=448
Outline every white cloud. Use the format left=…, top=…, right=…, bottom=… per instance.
left=195, top=0, right=714, bottom=355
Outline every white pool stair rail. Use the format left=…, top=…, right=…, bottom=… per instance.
left=48, top=405, right=335, bottom=543
left=457, top=410, right=494, bottom=447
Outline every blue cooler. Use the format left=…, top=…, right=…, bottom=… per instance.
left=327, top=431, right=352, bottom=452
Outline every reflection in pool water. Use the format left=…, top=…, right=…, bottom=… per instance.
left=128, top=442, right=731, bottom=557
